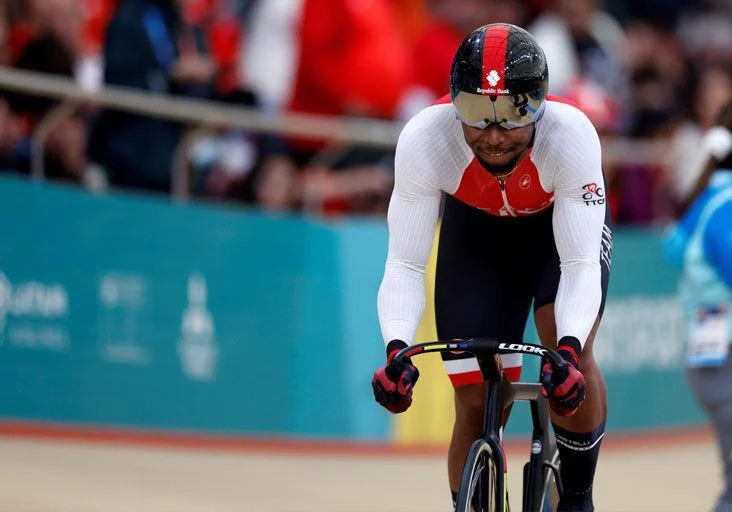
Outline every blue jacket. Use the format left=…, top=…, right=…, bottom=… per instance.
left=665, top=171, right=732, bottom=360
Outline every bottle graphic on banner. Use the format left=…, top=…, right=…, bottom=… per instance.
left=178, top=273, right=219, bottom=381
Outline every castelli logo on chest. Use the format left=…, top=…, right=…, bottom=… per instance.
left=519, top=174, right=531, bottom=189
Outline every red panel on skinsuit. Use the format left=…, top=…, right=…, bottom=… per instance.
left=453, top=158, right=505, bottom=214
left=502, top=153, right=554, bottom=215
left=453, top=151, right=553, bottom=216
left=448, top=365, right=522, bottom=387
left=449, top=370, right=484, bottom=387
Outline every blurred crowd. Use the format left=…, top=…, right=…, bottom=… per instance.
left=0, top=0, right=730, bottom=223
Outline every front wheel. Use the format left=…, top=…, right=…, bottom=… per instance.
left=456, top=440, right=504, bottom=512
left=539, top=446, right=561, bottom=512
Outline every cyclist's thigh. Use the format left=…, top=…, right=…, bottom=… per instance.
left=435, top=195, right=549, bottom=385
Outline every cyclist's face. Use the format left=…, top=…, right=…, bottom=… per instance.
left=461, top=123, right=534, bottom=170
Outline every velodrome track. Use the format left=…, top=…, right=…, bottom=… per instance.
left=0, top=426, right=719, bottom=511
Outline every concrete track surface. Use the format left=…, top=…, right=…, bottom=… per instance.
left=0, top=433, right=720, bottom=512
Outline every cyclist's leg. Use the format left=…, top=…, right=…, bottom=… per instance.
left=535, top=307, right=608, bottom=427
left=535, top=305, right=607, bottom=511
left=435, top=195, right=547, bottom=499
left=532, top=204, right=612, bottom=511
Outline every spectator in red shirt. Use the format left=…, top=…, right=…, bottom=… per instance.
left=288, top=0, right=411, bottom=122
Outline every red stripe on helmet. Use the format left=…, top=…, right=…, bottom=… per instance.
left=480, top=24, right=509, bottom=93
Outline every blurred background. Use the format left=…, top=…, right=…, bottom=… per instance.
left=0, top=0, right=729, bottom=510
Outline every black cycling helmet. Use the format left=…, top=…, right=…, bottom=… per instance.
left=450, top=23, right=549, bottom=129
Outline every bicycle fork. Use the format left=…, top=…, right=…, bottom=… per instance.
left=517, top=383, right=563, bottom=511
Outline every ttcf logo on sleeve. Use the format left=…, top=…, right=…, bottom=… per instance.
left=582, top=183, right=605, bottom=205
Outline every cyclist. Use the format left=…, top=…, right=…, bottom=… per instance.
left=371, top=24, right=611, bottom=512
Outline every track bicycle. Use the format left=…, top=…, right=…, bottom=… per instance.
left=392, top=339, right=564, bottom=512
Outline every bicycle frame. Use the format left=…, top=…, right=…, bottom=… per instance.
left=491, top=364, right=560, bottom=510
left=475, top=355, right=507, bottom=509
left=393, top=339, right=564, bottom=512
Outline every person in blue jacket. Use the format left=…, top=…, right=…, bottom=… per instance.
left=665, top=102, right=732, bottom=512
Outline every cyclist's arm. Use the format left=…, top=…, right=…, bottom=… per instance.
left=377, top=124, right=443, bottom=346
left=547, top=114, right=607, bottom=348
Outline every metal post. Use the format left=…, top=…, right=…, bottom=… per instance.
left=171, top=127, right=214, bottom=202
left=30, top=101, right=78, bottom=181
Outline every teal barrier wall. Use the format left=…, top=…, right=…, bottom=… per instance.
left=0, top=177, right=706, bottom=441
left=0, top=177, right=387, bottom=440
left=594, top=230, right=706, bottom=431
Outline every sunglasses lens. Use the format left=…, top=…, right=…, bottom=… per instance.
left=454, top=92, right=544, bottom=129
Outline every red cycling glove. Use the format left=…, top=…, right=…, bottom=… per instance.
left=540, top=336, right=586, bottom=416
left=372, top=340, right=420, bottom=414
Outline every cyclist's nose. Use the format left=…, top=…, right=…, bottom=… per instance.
left=482, top=125, right=507, bottom=146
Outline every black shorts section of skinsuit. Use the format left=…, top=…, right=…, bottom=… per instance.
left=434, top=194, right=611, bottom=362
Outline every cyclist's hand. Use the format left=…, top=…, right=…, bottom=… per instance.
left=372, top=340, right=419, bottom=414
left=541, top=336, right=586, bottom=416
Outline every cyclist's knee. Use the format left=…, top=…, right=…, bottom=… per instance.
left=455, top=383, right=486, bottom=430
